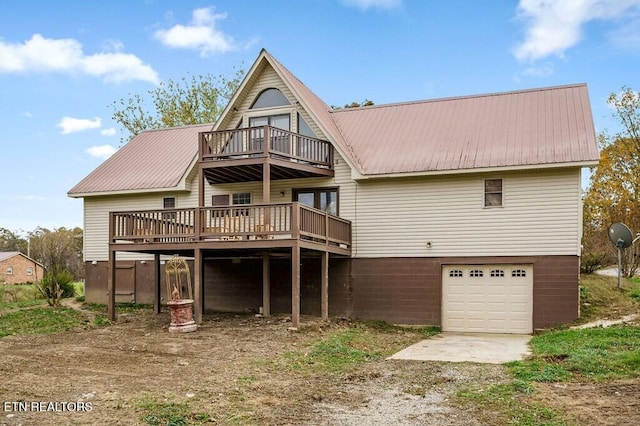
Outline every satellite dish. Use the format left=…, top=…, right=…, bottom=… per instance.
left=608, top=222, right=634, bottom=249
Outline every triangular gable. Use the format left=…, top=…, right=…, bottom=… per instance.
left=213, top=49, right=364, bottom=175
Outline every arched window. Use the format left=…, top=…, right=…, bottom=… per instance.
left=250, top=88, right=290, bottom=109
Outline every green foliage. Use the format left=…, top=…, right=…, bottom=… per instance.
left=331, top=99, right=375, bottom=109
left=511, top=326, right=640, bottom=382
left=29, top=226, right=84, bottom=281
left=0, top=307, right=85, bottom=337
left=133, top=397, right=210, bottom=426
left=0, top=227, right=27, bottom=253
left=0, top=284, right=43, bottom=304
left=36, top=271, right=75, bottom=306
left=579, top=273, right=640, bottom=322
left=111, top=68, right=245, bottom=144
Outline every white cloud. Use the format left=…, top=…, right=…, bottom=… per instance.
left=57, top=116, right=102, bottom=134
left=87, top=145, right=117, bottom=159
left=522, top=62, right=555, bottom=78
left=0, top=34, right=159, bottom=84
left=341, top=0, right=402, bottom=11
left=513, top=0, right=640, bottom=62
left=101, top=127, right=116, bottom=136
left=21, top=111, right=33, bottom=118
left=154, top=7, right=236, bottom=56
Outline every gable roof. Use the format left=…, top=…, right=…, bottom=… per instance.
left=330, top=84, right=599, bottom=176
left=69, top=49, right=599, bottom=197
left=0, top=251, right=43, bottom=267
left=68, top=123, right=213, bottom=197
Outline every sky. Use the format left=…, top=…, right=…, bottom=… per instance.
left=1, top=0, right=639, bottom=233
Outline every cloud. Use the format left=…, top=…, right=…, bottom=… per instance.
left=513, top=0, right=640, bottom=62
left=522, top=62, right=555, bottom=78
left=21, top=111, right=33, bottom=118
left=0, top=34, right=159, bottom=84
left=100, top=127, right=116, bottom=136
left=341, top=0, right=402, bottom=10
left=57, top=116, right=102, bottom=134
left=87, top=145, right=117, bottom=159
left=154, top=7, right=236, bottom=56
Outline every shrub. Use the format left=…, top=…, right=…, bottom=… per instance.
left=36, top=271, right=75, bottom=306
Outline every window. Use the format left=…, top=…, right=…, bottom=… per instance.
left=294, top=188, right=338, bottom=215
left=249, top=114, right=291, bottom=152
left=163, top=197, right=176, bottom=208
left=469, top=269, right=484, bottom=277
left=250, top=88, right=290, bottom=109
left=449, top=269, right=463, bottom=277
left=26, top=267, right=33, bottom=276
left=512, top=269, right=527, bottom=277
left=162, top=197, right=176, bottom=219
left=490, top=269, right=505, bottom=277
left=232, top=193, right=251, bottom=215
left=6, top=266, right=13, bottom=275
left=484, top=179, right=503, bottom=207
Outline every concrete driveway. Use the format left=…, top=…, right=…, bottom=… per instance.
left=388, top=333, right=532, bottom=364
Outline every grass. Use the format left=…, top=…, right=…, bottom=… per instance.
left=0, top=306, right=87, bottom=337
left=0, top=284, right=43, bottom=304
left=457, top=273, right=640, bottom=425
left=132, top=396, right=211, bottom=426
left=285, top=321, right=439, bottom=374
left=85, top=302, right=154, bottom=314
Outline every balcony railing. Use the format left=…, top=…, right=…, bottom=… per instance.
left=199, top=126, right=334, bottom=168
left=109, top=203, right=351, bottom=250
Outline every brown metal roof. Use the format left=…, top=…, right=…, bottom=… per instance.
left=69, top=51, right=599, bottom=197
left=330, top=84, right=599, bottom=175
left=68, top=123, right=213, bottom=196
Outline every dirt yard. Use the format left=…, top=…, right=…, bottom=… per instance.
left=1, top=307, right=639, bottom=425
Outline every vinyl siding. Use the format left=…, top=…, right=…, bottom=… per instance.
left=84, top=187, right=194, bottom=261
left=349, top=168, right=582, bottom=257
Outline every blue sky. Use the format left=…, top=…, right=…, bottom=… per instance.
left=1, top=0, right=639, bottom=233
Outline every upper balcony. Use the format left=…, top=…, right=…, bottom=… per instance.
left=199, top=126, right=335, bottom=184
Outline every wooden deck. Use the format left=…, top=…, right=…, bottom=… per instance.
left=109, top=202, right=352, bottom=255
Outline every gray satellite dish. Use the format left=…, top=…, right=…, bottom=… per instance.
left=608, top=223, right=634, bottom=249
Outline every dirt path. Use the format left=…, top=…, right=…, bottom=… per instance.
left=1, top=310, right=639, bottom=425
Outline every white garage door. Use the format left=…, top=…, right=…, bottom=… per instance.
left=442, top=264, right=533, bottom=334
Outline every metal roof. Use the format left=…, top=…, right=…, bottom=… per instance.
left=0, top=252, right=20, bottom=262
left=330, top=84, right=599, bottom=175
left=69, top=51, right=599, bottom=196
left=68, top=123, right=213, bottom=196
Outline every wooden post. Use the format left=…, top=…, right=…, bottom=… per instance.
left=107, top=249, right=116, bottom=321
left=262, top=253, right=270, bottom=317
left=194, top=248, right=202, bottom=324
left=154, top=253, right=161, bottom=314
left=321, top=251, right=329, bottom=321
left=292, top=245, right=300, bottom=328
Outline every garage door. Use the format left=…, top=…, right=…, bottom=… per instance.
left=442, top=264, right=533, bottom=334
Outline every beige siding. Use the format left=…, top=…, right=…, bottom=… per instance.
left=84, top=189, right=194, bottom=261
left=350, top=168, right=582, bottom=257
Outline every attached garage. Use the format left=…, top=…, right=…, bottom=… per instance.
left=442, top=264, right=533, bottom=334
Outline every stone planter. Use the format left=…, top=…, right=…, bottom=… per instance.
left=167, top=299, right=197, bottom=333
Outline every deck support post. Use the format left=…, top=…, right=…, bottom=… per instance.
left=262, top=253, right=270, bottom=317
left=154, top=253, right=161, bottom=314
left=292, top=245, right=300, bottom=328
left=194, top=248, right=203, bottom=324
left=321, top=251, right=329, bottom=321
left=107, top=249, right=116, bottom=321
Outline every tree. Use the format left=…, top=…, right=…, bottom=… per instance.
left=29, top=227, right=83, bottom=306
left=0, top=227, right=27, bottom=253
left=331, top=99, right=375, bottom=109
left=111, top=68, right=245, bottom=144
left=583, top=87, right=640, bottom=277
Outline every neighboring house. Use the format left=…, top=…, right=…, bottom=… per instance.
left=68, top=49, right=599, bottom=333
left=0, top=252, right=44, bottom=284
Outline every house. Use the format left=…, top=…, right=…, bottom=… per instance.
left=0, top=252, right=44, bottom=284
left=68, top=49, right=599, bottom=333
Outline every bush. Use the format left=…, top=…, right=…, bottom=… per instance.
left=36, top=271, right=75, bottom=306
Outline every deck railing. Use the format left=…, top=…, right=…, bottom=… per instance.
left=199, top=126, right=334, bottom=168
left=110, top=203, right=351, bottom=249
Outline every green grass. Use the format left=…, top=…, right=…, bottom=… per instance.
left=509, top=325, right=640, bottom=382
left=0, top=284, right=43, bottom=304
left=285, top=321, right=439, bottom=374
left=0, top=307, right=87, bottom=337
left=457, top=273, right=640, bottom=424
left=85, top=302, right=153, bottom=314
left=132, top=396, right=211, bottom=426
